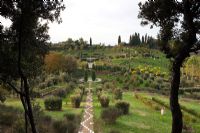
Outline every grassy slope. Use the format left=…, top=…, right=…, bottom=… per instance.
left=93, top=92, right=172, bottom=133
left=136, top=92, right=200, bottom=133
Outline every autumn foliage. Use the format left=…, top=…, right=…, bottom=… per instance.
left=44, top=52, right=77, bottom=74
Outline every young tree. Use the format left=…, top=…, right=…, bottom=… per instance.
left=84, top=70, right=88, bottom=82
left=141, top=36, right=145, bottom=44
left=129, top=35, right=132, bottom=45
left=118, top=35, right=121, bottom=44
left=92, top=70, right=96, bottom=81
left=90, top=37, right=92, bottom=46
left=139, top=0, right=199, bottom=133
left=64, top=56, right=78, bottom=74
left=45, top=52, right=65, bottom=74
left=0, top=0, right=65, bottom=132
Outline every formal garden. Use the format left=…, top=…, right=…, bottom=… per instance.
left=0, top=0, right=199, bottom=133
left=1, top=45, right=200, bottom=133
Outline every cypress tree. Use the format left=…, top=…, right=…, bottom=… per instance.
left=92, top=70, right=96, bottom=81
left=118, top=35, right=121, bottom=44
left=90, top=37, right=92, bottom=46
left=84, top=70, right=88, bottom=82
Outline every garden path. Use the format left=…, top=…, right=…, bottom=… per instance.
left=78, top=91, right=94, bottom=133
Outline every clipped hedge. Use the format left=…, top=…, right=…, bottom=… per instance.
left=152, top=97, right=200, bottom=119
left=54, top=89, right=67, bottom=98
left=44, top=96, right=62, bottom=111
left=71, top=94, right=81, bottom=108
left=101, top=107, right=121, bottom=124
left=99, top=95, right=110, bottom=108
left=114, top=89, right=123, bottom=100
left=135, top=94, right=160, bottom=111
left=115, top=100, right=130, bottom=115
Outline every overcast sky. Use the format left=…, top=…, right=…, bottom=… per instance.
left=1, top=0, right=159, bottom=45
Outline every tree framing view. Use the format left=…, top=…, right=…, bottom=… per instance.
left=0, top=0, right=199, bottom=133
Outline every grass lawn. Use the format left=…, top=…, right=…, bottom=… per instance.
left=93, top=92, right=172, bottom=133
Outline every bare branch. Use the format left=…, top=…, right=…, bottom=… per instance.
left=0, top=78, right=24, bottom=96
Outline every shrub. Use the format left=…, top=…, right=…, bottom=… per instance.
left=53, top=120, right=68, bottom=133
left=99, top=95, right=110, bottom=108
left=136, top=76, right=143, bottom=84
left=154, top=83, right=161, bottom=90
left=92, top=70, right=96, bottom=81
left=60, top=72, right=71, bottom=82
left=54, top=89, right=67, bottom=98
left=101, top=107, right=121, bottom=124
left=143, top=72, right=149, bottom=80
left=103, top=82, right=114, bottom=90
left=68, top=81, right=76, bottom=90
left=0, top=105, right=20, bottom=126
left=0, top=87, right=8, bottom=103
left=144, top=81, right=150, bottom=87
left=114, top=89, right=123, bottom=100
left=115, top=101, right=130, bottom=115
left=96, top=87, right=102, bottom=94
left=79, top=84, right=85, bottom=96
left=64, top=113, right=81, bottom=123
left=44, top=96, right=62, bottom=111
left=58, top=113, right=81, bottom=133
left=13, top=119, right=26, bottom=133
left=150, top=76, right=155, bottom=81
left=97, top=91, right=102, bottom=100
left=84, top=70, right=88, bottom=82
left=46, top=79, right=54, bottom=87
left=110, top=130, right=121, bottom=133
left=64, top=113, right=76, bottom=121
left=38, top=82, right=47, bottom=89
left=0, top=112, right=17, bottom=126
left=71, top=94, right=81, bottom=108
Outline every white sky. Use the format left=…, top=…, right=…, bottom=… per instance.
left=0, top=0, right=159, bottom=45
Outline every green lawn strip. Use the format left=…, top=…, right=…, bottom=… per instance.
left=138, top=92, right=200, bottom=132
left=139, top=92, right=200, bottom=118
left=45, top=88, right=86, bottom=120
left=4, top=89, right=85, bottom=120
left=93, top=92, right=172, bottom=133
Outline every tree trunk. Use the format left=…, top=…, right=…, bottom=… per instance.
left=170, top=61, right=183, bottom=133
left=23, top=78, right=37, bottom=133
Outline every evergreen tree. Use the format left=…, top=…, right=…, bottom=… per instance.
left=142, top=36, right=145, bottom=44
left=129, top=35, right=132, bottom=45
left=90, top=37, right=92, bottom=46
left=84, top=70, right=88, bottom=82
left=145, top=34, right=148, bottom=43
left=92, top=70, right=96, bottom=81
left=118, top=35, right=121, bottom=44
